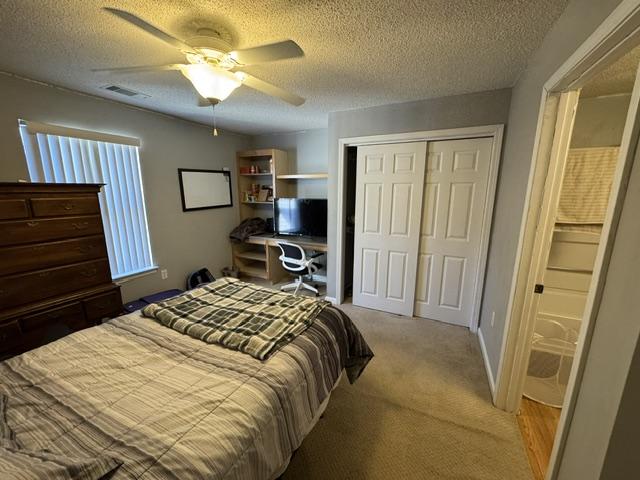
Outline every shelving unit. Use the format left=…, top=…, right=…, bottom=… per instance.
left=277, top=173, right=328, bottom=180
left=233, top=149, right=291, bottom=281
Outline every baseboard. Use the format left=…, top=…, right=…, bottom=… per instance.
left=324, top=296, right=338, bottom=304
left=477, top=327, right=497, bottom=401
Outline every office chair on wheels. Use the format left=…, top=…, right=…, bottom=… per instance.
left=277, top=242, right=322, bottom=296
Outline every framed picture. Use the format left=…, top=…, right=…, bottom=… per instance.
left=178, top=168, right=233, bottom=212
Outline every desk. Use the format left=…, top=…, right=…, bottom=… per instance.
left=246, top=234, right=327, bottom=252
left=232, top=235, right=327, bottom=283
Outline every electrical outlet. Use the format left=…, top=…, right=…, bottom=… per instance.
left=160, top=269, right=168, bottom=280
left=491, top=311, right=496, bottom=328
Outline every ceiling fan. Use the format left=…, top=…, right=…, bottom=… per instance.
left=94, top=8, right=305, bottom=107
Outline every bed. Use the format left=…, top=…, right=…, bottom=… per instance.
left=0, top=279, right=372, bottom=479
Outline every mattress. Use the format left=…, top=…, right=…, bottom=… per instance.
left=0, top=305, right=372, bottom=479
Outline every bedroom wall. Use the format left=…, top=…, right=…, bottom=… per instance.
left=476, top=0, right=623, bottom=382
left=571, top=94, right=631, bottom=148
left=252, top=128, right=328, bottom=198
left=0, top=72, right=251, bottom=302
left=325, top=88, right=513, bottom=300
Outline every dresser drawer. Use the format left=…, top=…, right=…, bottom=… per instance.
left=0, top=215, right=103, bottom=246
left=20, top=302, right=85, bottom=333
left=31, top=196, right=100, bottom=217
left=0, top=199, right=29, bottom=220
left=0, top=321, right=22, bottom=354
left=0, top=236, right=108, bottom=276
left=0, top=259, right=112, bottom=309
left=83, top=290, right=122, bottom=324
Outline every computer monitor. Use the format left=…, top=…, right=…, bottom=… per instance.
left=274, top=198, right=327, bottom=237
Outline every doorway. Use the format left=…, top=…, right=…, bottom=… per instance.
left=505, top=42, right=640, bottom=480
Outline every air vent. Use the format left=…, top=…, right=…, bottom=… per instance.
left=101, top=85, right=150, bottom=99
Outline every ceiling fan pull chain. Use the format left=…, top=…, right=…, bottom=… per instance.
left=211, top=104, right=218, bottom=136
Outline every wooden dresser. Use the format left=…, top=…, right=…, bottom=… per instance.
left=0, top=183, right=122, bottom=360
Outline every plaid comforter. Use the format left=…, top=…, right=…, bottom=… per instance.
left=142, top=278, right=328, bottom=360
left=0, top=304, right=372, bottom=479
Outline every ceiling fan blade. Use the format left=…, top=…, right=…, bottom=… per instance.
left=229, top=40, right=303, bottom=65
left=104, top=8, right=195, bottom=53
left=238, top=72, right=305, bottom=106
left=92, top=64, right=186, bottom=74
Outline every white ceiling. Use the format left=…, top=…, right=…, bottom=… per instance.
left=0, top=0, right=569, bottom=135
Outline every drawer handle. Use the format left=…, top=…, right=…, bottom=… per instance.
left=73, top=222, right=89, bottom=230
left=31, top=245, right=45, bottom=252
left=81, top=268, right=97, bottom=277
left=38, top=272, right=51, bottom=278
left=27, top=221, right=39, bottom=227
left=76, top=246, right=92, bottom=253
left=64, top=204, right=74, bottom=210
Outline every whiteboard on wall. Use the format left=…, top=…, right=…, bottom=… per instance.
left=178, top=169, right=233, bottom=211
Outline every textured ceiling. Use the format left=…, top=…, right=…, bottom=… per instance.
left=0, top=0, right=569, bottom=134
left=581, top=45, right=640, bottom=98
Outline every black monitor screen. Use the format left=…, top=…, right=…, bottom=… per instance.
left=274, top=198, right=327, bottom=237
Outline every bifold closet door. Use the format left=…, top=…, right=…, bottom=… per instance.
left=352, top=142, right=426, bottom=315
left=414, top=137, right=493, bottom=326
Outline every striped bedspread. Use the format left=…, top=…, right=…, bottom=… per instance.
left=0, top=306, right=372, bottom=479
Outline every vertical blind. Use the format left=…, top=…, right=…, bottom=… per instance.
left=18, top=120, right=155, bottom=280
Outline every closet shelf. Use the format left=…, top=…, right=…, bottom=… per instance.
left=276, top=173, right=328, bottom=180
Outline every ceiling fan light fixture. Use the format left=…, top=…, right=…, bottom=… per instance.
left=179, top=64, right=241, bottom=102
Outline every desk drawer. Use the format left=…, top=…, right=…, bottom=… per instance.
left=0, top=321, right=21, bottom=354
left=0, top=236, right=108, bottom=276
left=0, top=199, right=29, bottom=220
left=0, top=259, right=112, bottom=308
left=83, top=290, right=122, bottom=324
left=31, top=196, right=100, bottom=217
left=0, top=216, right=103, bottom=246
left=20, top=302, right=85, bottom=333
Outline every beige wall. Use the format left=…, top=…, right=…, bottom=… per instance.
left=571, top=94, right=631, bottom=148
left=0, top=73, right=251, bottom=302
left=252, top=128, right=328, bottom=198
left=326, top=88, right=513, bottom=300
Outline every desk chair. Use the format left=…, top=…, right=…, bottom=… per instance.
left=277, top=242, right=322, bottom=296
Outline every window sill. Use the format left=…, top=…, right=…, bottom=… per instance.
left=113, top=266, right=158, bottom=285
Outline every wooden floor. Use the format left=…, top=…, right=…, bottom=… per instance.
left=517, top=397, right=561, bottom=480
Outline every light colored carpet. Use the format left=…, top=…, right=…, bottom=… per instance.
left=282, top=302, right=533, bottom=480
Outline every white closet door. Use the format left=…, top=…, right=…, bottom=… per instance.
left=352, top=142, right=426, bottom=315
left=414, top=137, right=493, bottom=326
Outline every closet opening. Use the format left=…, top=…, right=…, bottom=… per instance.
left=342, top=146, right=358, bottom=300
left=334, top=125, right=503, bottom=330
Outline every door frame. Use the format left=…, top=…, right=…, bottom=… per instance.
left=493, top=0, right=640, bottom=478
left=335, top=124, right=504, bottom=332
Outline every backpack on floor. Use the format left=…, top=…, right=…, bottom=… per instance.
left=186, top=268, right=215, bottom=290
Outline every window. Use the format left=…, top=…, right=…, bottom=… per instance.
left=18, top=120, right=155, bottom=280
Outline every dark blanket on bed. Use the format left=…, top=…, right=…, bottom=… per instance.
left=141, top=278, right=330, bottom=360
